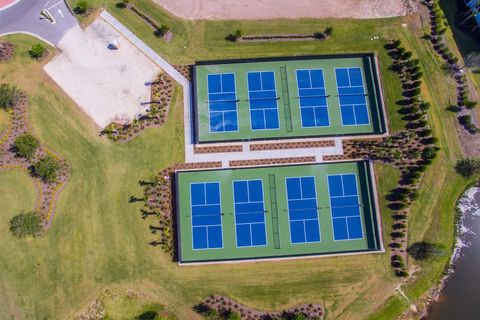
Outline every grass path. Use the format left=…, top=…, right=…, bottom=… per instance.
left=0, top=4, right=474, bottom=319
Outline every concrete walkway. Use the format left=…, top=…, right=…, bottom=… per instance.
left=100, top=10, right=344, bottom=167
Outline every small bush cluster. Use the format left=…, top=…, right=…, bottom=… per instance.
left=33, top=155, right=61, bottom=183
left=0, top=83, right=20, bottom=110
left=225, top=29, right=245, bottom=42
left=9, top=211, right=43, bottom=238
left=13, top=133, right=39, bottom=159
left=28, top=43, right=47, bottom=59
left=455, top=158, right=480, bottom=177
left=73, top=0, right=91, bottom=15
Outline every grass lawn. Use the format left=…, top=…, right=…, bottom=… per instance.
left=0, top=2, right=474, bottom=319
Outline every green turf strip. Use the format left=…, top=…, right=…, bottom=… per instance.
left=194, top=54, right=386, bottom=143
left=176, top=160, right=382, bottom=263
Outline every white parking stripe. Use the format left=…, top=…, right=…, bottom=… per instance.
left=46, top=0, right=64, bottom=11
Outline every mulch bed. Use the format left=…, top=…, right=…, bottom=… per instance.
left=229, top=156, right=316, bottom=167
left=102, top=72, right=174, bottom=142
left=250, top=140, right=335, bottom=151
left=0, top=94, right=70, bottom=229
left=198, top=295, right=323, bottom=320
left=0, top=42, right=14, bottom=61
left=173, top=64, right=192, bottom=80
left=194, top=145, right=243, bottom=153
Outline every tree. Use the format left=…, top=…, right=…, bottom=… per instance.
left=33, top=155, right=60, bottom=183
left=0, top=83, right=20, bottom=110
left=421, top=147, right=438, bottom=160
left=455, top=158, right=480, bottom=177
left=28, top=43, right=46, bottom=59
left=13, top=134, right=39, bottom=159
left=407, top=242, right=445, bottom=260
left=74, top=0, right=89, bottom=14
left=10, top=212, right=43, bottom=238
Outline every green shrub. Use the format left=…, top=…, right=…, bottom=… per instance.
left=13, top=134, right=39, bottom=159
left=455, top=158, right=480, bottom=177
left=9, top=212, right=43, bottom=238
left=421, top=147, right=438, bottom=160
left=324, top=26, right=333, bottom=36
left=74, top=0, right=89, bottom=14
left=227, top=311, right=241, bottom=320
left=0, top=83, right=20, bottom=110
left=33, top=155, right=60, bottom=183
left=154, top=25, right=170, bottom=37
left=28, top=43, right=47, bottom=59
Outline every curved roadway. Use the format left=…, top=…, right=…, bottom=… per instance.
left=0, top=0, right=77, bottom=45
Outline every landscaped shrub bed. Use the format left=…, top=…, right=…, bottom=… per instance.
left=249, top=140, right=335, bottom=151
left=0, top=85, right=70, bottom=231
left=196, top=295, right=323, bottom=320
left=226, top=27, right=333, bottom=43
left=0, top=42, right=14, bottom=61
left=125, top=4, right=171, bottom=40
left=102, top=72, right=174, bottom=142
left=194, top=145, right=243, bottom=154
left=137, top=161, right=222, bottom=256
left=229, top=156, right=316, bottom=167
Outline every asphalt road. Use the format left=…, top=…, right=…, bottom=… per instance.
left=0, top=0, right=77, bottom=45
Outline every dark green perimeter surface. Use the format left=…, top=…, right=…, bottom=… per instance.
left=193, top=54, right=387, bottom=143
left=175, top=160, right=382, bottom=264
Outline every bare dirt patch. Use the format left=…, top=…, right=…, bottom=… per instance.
left=153, top=0, right=418, bottom=20
left=44, top=19, right=160, bottom=128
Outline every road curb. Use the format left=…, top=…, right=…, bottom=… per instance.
left=0, top=0, right=21, bottom=12
left=0, top=31, right=55, bottom=47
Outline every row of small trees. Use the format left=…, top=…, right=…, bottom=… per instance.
left=383, top=39, right=440, bottom=277
left=423, top=0, right=478, bottom=133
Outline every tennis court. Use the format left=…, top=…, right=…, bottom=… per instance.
left=194, top=54, right=387, bottom=143
left=176, top=160, right=383, bottom=264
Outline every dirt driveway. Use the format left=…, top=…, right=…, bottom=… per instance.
left=153, top=0, right=418, bottom=20
left=44, top=18, right=160, bottom=128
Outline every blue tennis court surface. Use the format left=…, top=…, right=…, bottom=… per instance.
left=247, top=71, right=280, bottom=130
left=207, top=73, right=238, bottom=133
left=190, top=182, right=223, bottom=249
left=328, top=174, right=364, bottom=241
left=233, top=180, right=267, bottom=247
left=335, top=67, right=370, bottom=126
left=296, top=69, right=330, bottom=127
left=286, top=177, right=321, bottom=244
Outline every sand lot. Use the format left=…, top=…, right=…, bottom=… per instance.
left=44, top=18, right=160, bottom=128
left=153, top=0, right=418, bottom=20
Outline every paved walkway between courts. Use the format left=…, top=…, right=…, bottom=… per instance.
left=100, top=10, right=344, bottom=167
